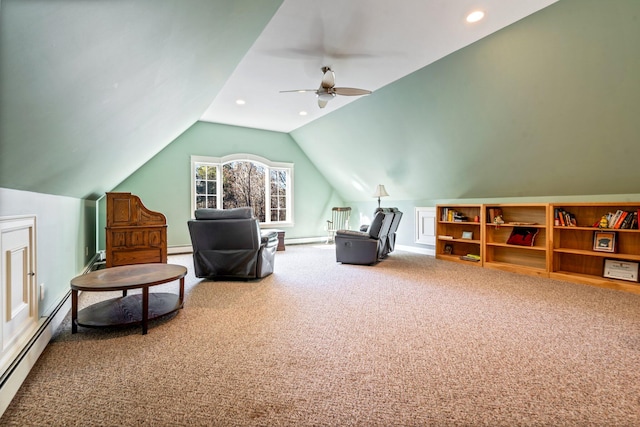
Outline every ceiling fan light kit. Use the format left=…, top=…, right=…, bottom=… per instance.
left=281, top=67, right=372, bottom=108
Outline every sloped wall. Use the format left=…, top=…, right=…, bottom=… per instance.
left=290, top=0, right=640, bottom=205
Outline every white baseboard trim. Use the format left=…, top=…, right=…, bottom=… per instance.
left=168, top=245, right=193, bottom=255
left=284, top=236, right=326, bottom=245
left=0, top=291, right=70, bottom=417
left=397, top=244, right=435, bottom=256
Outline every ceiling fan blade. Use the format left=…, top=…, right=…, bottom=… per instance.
left=334, top=87, right=372, bottom=96
left=279, top=89, right=317, bottom=93
left=321, top=67, right=335, bottom=89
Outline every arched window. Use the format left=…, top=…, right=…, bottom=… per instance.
left=191, top=154, right=293, bottom=225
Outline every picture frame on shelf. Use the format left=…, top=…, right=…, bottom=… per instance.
left=593, top=231, right=616, bottom=253
left=444, top=244, right=453, bottom=255
left=603, top=259, right=639, bottom=282
left=461, top=231, right=473, bottom=240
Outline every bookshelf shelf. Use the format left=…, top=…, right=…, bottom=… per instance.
left=552, top=247, right=640, bottom=262
left=486, top=242, right=547, bottom=251
left=484, top=261, right=548, bottom=277
left=439, top=238, right=481, bottom=244
left=554, top=226, right=638, bottom=233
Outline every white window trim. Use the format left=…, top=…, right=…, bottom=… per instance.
left=190, top=154, right=294, bottom=227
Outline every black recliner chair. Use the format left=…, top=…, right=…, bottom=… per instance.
left=187, top=207, right=278, bottom=280
left=355, top=207, right=403, bottom=259
left=335, top=208, right=400, bottom=265
left=384, top=207, right=403, bottom=256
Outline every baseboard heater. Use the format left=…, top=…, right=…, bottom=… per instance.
left=0, top=289, right=71, bottom=416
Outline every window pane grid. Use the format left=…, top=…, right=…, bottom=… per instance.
left=195, top=163, right=217, bottom=209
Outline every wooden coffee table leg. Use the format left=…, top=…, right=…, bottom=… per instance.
left=142, top=286, right=149, bottom=335
left=179, top=277, right=185, bottom=307
left=71, top=289, right=78, bottom=334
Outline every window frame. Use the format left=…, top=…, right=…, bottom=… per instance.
left=190, top=154, right=294, bottom=227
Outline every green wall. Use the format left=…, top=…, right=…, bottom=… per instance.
left=291, top=0, right=640, bottom=203
left=100, top=122, right=343, bottom=249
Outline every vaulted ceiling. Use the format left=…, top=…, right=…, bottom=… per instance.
left=0, top=0, right=563, bottom=200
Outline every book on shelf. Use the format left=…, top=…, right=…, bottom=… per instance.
left=607, top=210, right=623, bottom=228
left=459, top=254, right=480, bottom=262
left=613, top=211, right=628, bottom=229
left=438, top=235, right=454, bottom=240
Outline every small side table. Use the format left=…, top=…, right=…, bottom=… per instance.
left=70, top=263, right=187, bottom=335
left=270, top=229, right=285, bottom=251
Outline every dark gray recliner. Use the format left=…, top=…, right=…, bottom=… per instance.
left=384, top=207, right=403, bottom=256
left=335, top=208, right=397, bottom=265
left=187, top=207, right=278, bottom=280
left=355, top=207, right=403, bottom=259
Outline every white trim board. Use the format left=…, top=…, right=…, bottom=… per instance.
left=0, top=292, right=70, bottom=417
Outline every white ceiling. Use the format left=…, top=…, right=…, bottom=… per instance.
left=199, top=0, right=558, bottom=133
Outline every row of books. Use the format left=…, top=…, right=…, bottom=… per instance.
left=555, top=208, right=639, bottom=229
left=597, top=210, right=638, bottom=229
left=554, top=208, right=577, bottom=227
left=440, top=208, right=467, bottom=222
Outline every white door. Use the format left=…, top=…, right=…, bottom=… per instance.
left=0, top=216, right=38, bottom=372
left=415, top=207, right=436, bottom=245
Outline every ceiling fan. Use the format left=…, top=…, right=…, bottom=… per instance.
left=280, top=66, right=372, bottom=108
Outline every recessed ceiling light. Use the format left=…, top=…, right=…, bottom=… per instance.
left=466, top=10, right=485, bottom=23
left=235, top=99, right=246, bottom=105
left=299, top=111, right=307, bottom=116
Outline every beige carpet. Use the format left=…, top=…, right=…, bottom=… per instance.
left=2, top=244, right=640, bottom=426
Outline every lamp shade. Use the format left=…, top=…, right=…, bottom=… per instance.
left=372, top=184, right=389, bottom=198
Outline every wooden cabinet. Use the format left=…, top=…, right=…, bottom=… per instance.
left=549, top=202, right=640, bottom=294
left=105, top=192, right=167, bottom=268
left=483, top=203, right=549, bottom=277
left=435, top=205, right=483, bottom=266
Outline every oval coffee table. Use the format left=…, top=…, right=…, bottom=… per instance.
left=70, top=263, right=187, bottom=335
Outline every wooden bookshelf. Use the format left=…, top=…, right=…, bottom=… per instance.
left=434, top=201, right=640, bottom=295
left=483, top=204, right=550, bottom=277
left=435, top=205, right=483, bottom=266
left=549, top=202, right=640, bottom=294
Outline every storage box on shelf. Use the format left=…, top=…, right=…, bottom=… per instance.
left=436, top=205, right=483, bottom=266
left=549, top=202, right=640, bottom=294
left=483, top=203, right=549, bottom=277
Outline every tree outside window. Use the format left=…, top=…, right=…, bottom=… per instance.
left=270, top=169, right=287, bottom=222
left=222, top=161, right=266, bottom=220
